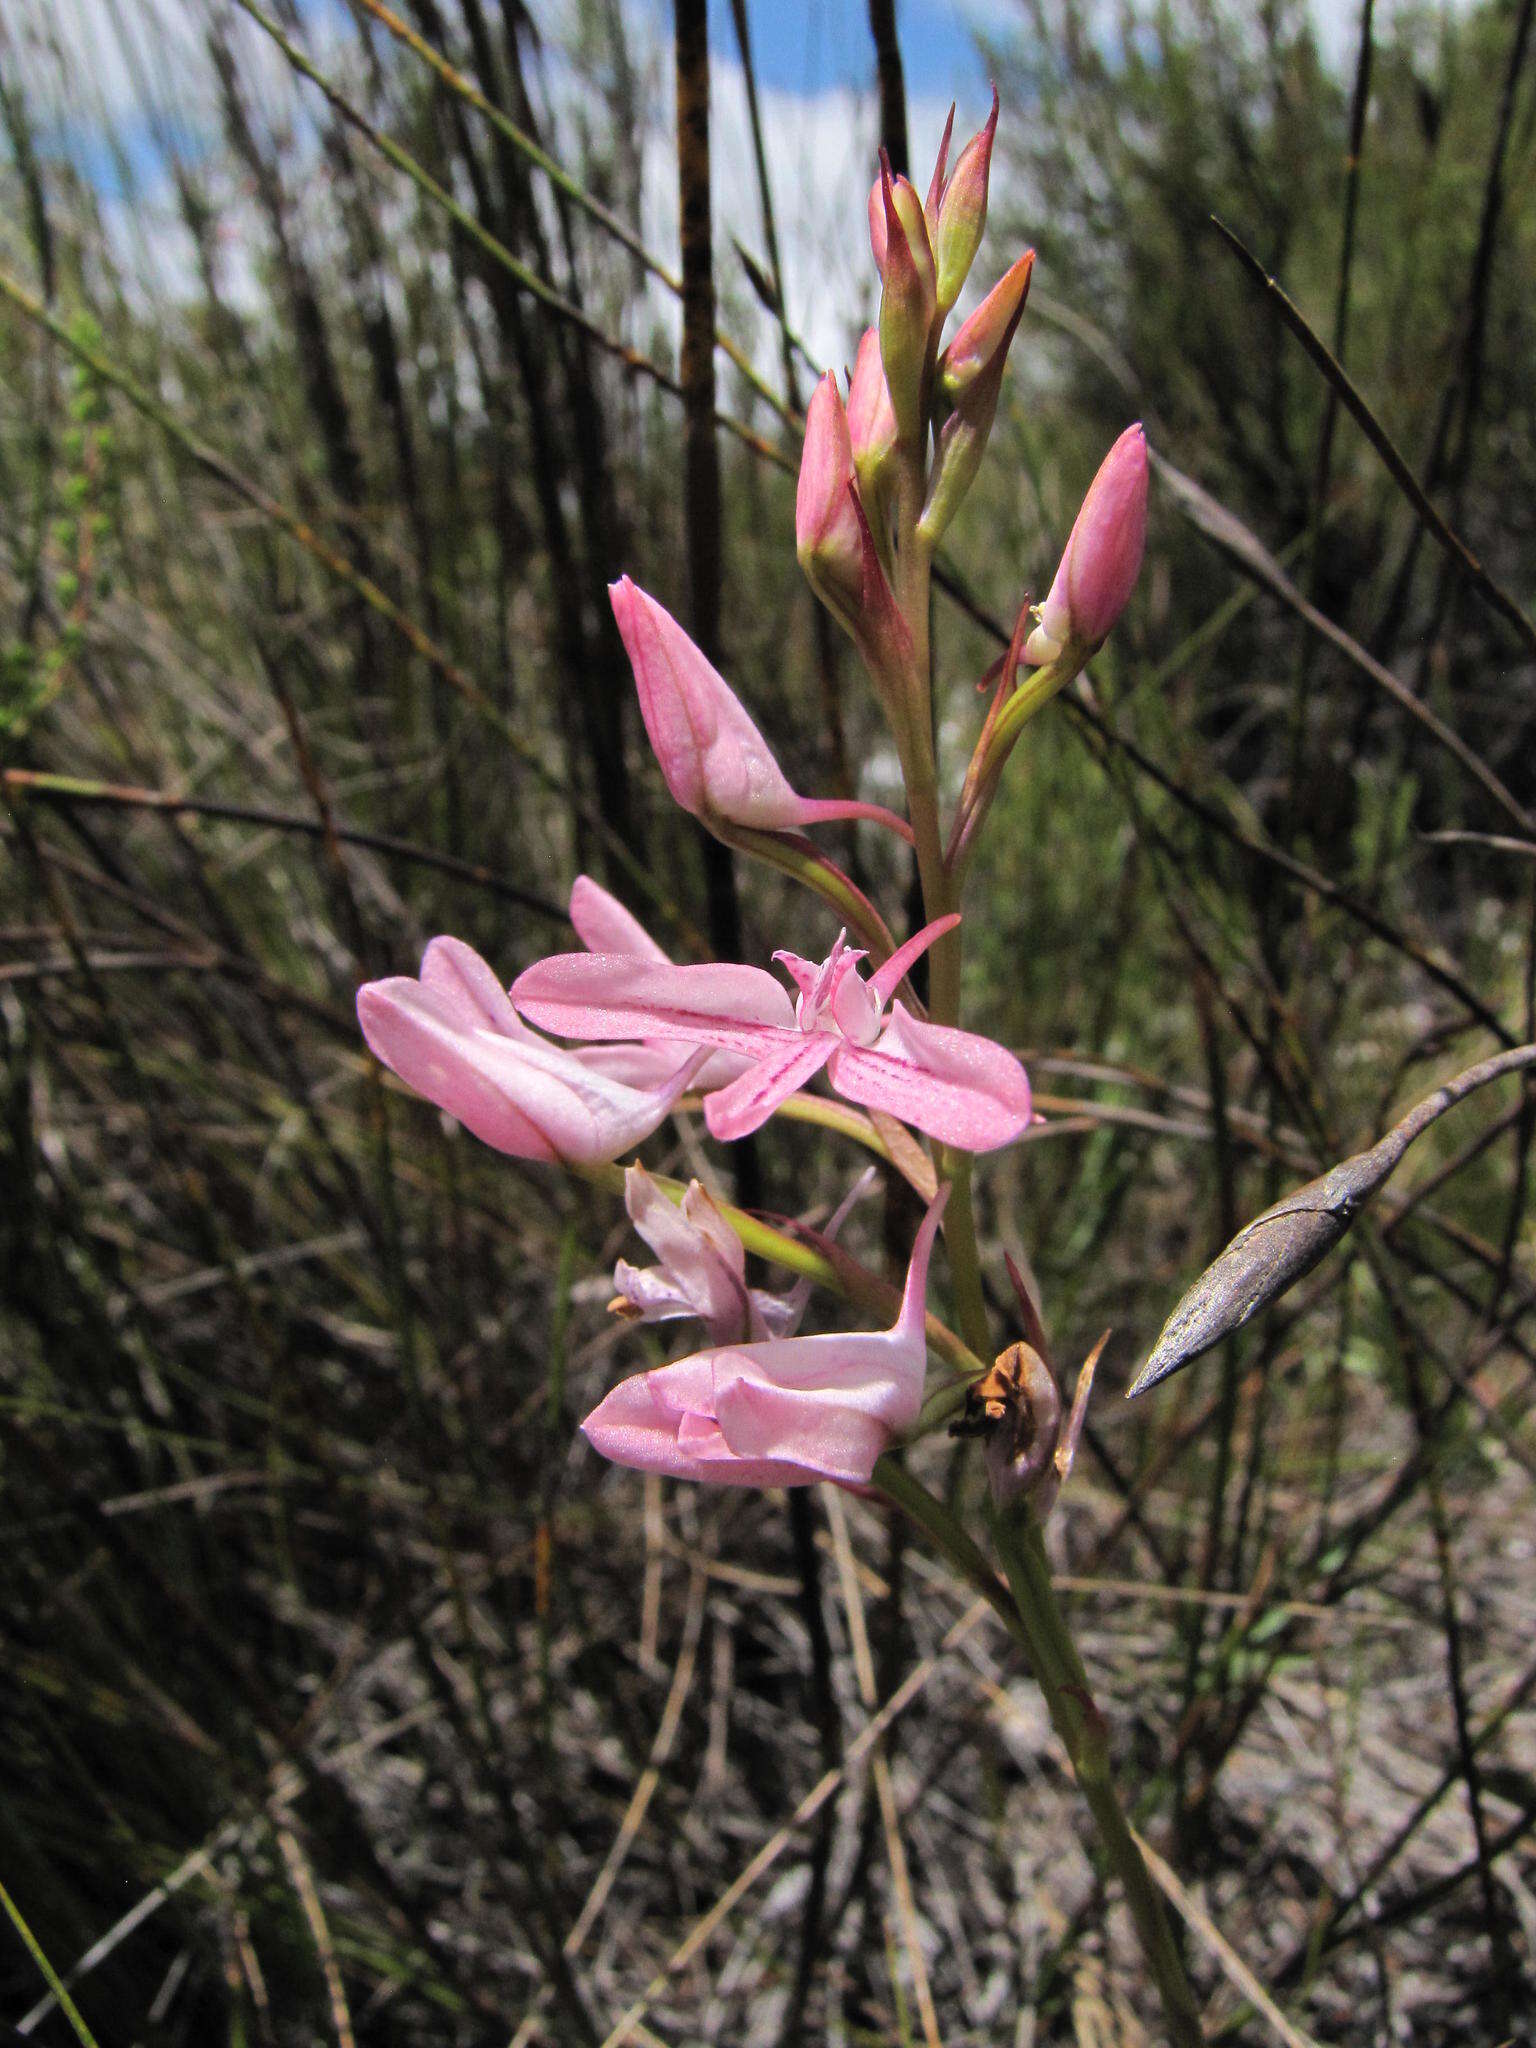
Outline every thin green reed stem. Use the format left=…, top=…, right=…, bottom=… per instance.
left=873, top=1463, right=1203, bottom=2045
left=0, top=1874, right=103, bottom=2048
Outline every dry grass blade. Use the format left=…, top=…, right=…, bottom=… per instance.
left=1129, top=1830, right=1325, bottom=2048
left=563, top=1567, right=707, bottom=1958
left=595, top=1598, right=991, bottom=2048
left=274, top=1824, right=357, bottom=2048
left=825, top=1485, right=944, bottom=2048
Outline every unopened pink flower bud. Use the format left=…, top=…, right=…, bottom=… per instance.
left=846, top=327, right=898, bottom=508
left=611, top=577, right=912, bottom=840
left=796, top=373, right=864, bottom=611
left=920, top=251, right=1033, bottom=545
left=932, top=89, right=998, bottom=314
left=793, top=386, right=910, bottom=684
left=1024, top=424, right=1149, bottom=664
left=876, top=158, right=938, bottom=444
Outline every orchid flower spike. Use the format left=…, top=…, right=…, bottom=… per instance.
left=1024, top=425, right=1150, bottom=665
left=610, top=577, right=912, bottom=843
left=512, top=915, right=1032, bottom=1153
left=357, top=937, right=702, bottom=1165
left=582, top=1184, right=949, bottom=1487
left=613, top=1162, right=875, bottom=1345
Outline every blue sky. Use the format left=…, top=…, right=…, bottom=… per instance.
left=702, top=0, right=990, bottom=98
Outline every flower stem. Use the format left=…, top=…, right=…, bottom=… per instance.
left=873, top=1458, right=1203, bottom=2047
left=937, top=1151, right=990, bottom=1361
left=987, top=1504, right=1205, bottom=2048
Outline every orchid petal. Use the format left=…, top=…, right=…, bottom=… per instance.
left=713, top=1368, right=891, bottom=1485
left=831, top=1002, right=1031, bottom=1151
left=419, top=935, right=534, bottom=1040
left=359, top=943, right=702, bottom=1165
left=513, top=953, right=798, bottom=1057
left=616, top=1163, right=749, bottom=1341
left=703, top=1035, right=836, bottom=1142
left=581, top=1186, right=948, bottom=1487
left=866, top=912, right=961, bottom=1008
left=569, top=875, right=670, bottom=962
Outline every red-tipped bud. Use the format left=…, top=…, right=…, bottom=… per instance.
left=1025, top=425, right=1150, bottom=664
left=920, top=251, right=1033, bottom=545
left=847, top=327, right=898, bottom=506
left=932, top=89, right=998, bottom=314
left=796, top=373, right=864, bottom=611
left=876, top=159, right=938, bottom=444
left=923, top=103, right=957, bottom=227
left=794, top=374, right=910, bottom=688
left=937, top=249, right=1033, bottom=406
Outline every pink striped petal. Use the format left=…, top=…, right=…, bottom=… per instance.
left=831, top=1001, right=1031, bottom=1151
left=513, top=953, right=797, bottom=1055
left=703, top=1035, right=836, bottom=1141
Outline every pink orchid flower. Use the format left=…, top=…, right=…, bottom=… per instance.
left=582, top=1185, right=949, bottom=1486
left=511, top=915, right=1032, bottom=1152
left=357, top=936, right=702, bottom=1165
left=613, top=1161, right=874, bottom=1344
left=1024, top=424, right=1150, bottom=664
left=611, top=577, right=912, bottom=843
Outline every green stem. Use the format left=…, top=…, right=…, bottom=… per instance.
left=988, top=1505, right=1205, bottom=2048
left=0, top=1874, right=102, bottom=2048
left=722, top=825, right=897, bottom=964
left=937, top=1151, right=991, bottom=1361
left=877, top=1460, right=1203, bottom=2044
left=885, top=434, right=995, bottom=1366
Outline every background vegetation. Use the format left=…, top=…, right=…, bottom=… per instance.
left=2, top=0, right=1535, bottom=2040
